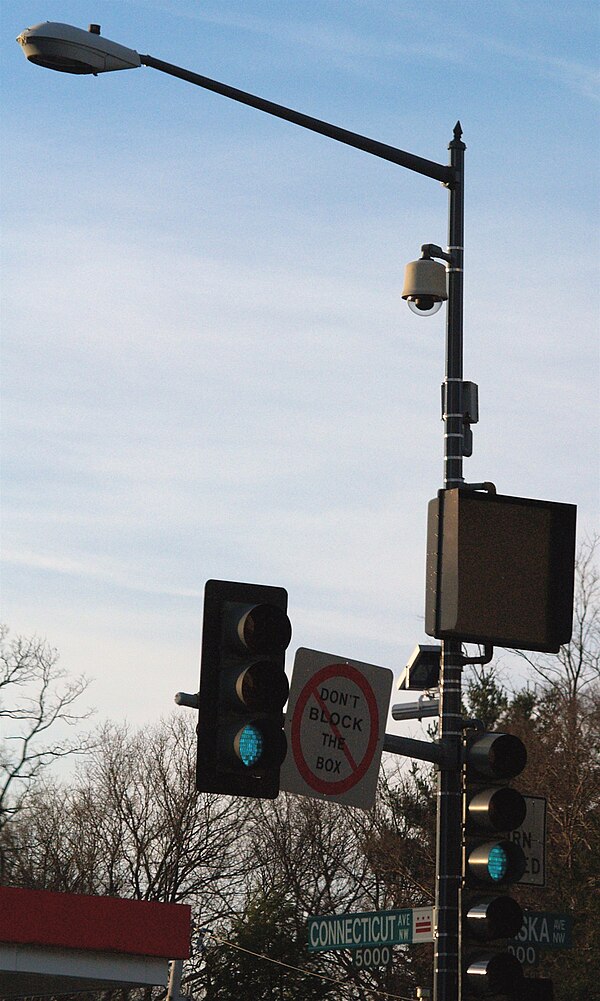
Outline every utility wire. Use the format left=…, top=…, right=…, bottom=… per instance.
left=213, top=935, right=417, bottom=1001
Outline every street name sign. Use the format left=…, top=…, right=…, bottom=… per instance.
left=307, top=907, right=434, bottom=952
left=514, top=911, right=572, bottom=950
left=352, top=945, right=393, bottom=969
left=507, top=940, right=541, bottom=969
left=509, top=795, right=547, bottom=886
left=508, top=910, right=572, bottom=968
left=281, top=648, right=393, bottom=809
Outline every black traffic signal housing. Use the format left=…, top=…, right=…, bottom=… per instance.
left=196, top=579, right=292, bottom=799
left=462, top=731, right=528, bottom=998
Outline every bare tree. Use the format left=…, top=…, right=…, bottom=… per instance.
left=203, top=785, right=436, bottom=1000
left=3, top=715, right=260, bottom=1001
left=513, top=535, right=599, bottom=699
left=0, top=625, right=94, bottom=830
left=6, top=716, right=253, bottom=908
left=478, top=538, right=600, bottom=998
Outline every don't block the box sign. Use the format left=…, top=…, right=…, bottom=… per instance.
left=425, top=489, right=576, bottom=653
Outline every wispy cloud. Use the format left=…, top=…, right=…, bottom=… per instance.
left=3, top=546, right=203, bottom=599
left=483, top=37, right=599, bottom=102
left=130, top=0, right=599, bottom=99
left=126, top=0, right=468, bottom=86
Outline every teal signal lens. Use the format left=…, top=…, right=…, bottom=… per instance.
left=487, top=844, right=508, bottom=882
left=238, top=724, right=264, bottom=767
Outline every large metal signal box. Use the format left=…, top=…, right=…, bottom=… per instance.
left=425, top=489, right=576, bottom=653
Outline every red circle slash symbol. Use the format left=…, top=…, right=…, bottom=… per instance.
left=291, top=663, right=379, bottom=795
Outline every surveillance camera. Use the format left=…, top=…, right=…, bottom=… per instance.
left=402, top=257, right=447, bottom=317
left=406, top=295, right=444, bottom=316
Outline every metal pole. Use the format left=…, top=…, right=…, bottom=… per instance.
left=166, top=959, right=184, bottom=1001
left=433, top=122, right=466, bottom=1001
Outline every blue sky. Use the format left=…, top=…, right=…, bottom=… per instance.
left=2, top=1, right=598, bottom=734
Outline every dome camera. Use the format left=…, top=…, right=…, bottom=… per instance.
left=406, top=295, right=444, bottom=316
left=402, top=257, right=447, bottom=317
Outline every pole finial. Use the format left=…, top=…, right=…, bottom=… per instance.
left=454, top=121, right=463, bottom=140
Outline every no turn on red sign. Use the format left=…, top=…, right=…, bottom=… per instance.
left=280, top=648, right=393, bottom=810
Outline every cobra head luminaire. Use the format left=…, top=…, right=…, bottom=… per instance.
left=16, top=22, right=140, bottom=75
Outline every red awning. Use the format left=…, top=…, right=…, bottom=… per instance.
left=0, top=886, right=191, bottom=997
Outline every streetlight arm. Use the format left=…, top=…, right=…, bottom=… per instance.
left=140, top=53, right=455, bottom=186
left=16, top=21, right=454, bottom=184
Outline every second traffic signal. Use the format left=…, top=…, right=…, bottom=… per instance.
left=462, top=730, right=528, bottom=998
left=196, top=579, right=292, bottom=799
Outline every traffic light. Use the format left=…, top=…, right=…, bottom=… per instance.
left=462, top=731, right=528, bottom=998
left=196, top=579, right=292, bottom=799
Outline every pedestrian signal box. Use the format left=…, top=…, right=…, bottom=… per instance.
left=425, top=489, right=576, bottom=652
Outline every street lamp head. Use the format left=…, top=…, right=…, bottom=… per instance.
left=402, top=256, right=447, bottom=316
left=16, top=22, right=140, bottom=75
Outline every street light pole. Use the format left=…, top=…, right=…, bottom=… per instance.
left=17, top=23, right=468, bottom=1000
left=435, top=124, right=466, bottom=1001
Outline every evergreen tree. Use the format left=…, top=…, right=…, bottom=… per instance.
left=202, top=888, right=336, bottom=1000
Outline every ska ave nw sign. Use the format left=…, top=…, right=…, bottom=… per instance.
left=280, top=648, right=393, bottom=809
left=508, top=910, right=573, bottom=968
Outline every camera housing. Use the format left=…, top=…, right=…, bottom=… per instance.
left=402, top=257, right=448, bottom=316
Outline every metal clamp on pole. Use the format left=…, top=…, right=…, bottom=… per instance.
left=460, top=717, right=485, bottom=733
left=460, top=481, right=496, bottom=494
left=460, top=644, right=494, bottom=667
left=441, top=381, right=479, bottom=458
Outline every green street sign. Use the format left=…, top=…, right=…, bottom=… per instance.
left=351, top=945, right=393, bottom=969
left=513, top=911, right=572, bottom=950
left=307, top=907, right=434, bottom=952
left=507, top=942, right=541, bottom=968
left=308, top=908, right=411, bottom=951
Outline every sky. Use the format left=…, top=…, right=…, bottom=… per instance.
left=2, top=1, right=599, bottom=742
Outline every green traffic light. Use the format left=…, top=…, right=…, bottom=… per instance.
left=238, top=723, right=264, bottom=767
left=487, top=844, right=508, bottom=882
left=197, top=580, right=291, bottom=798
left=463, top=728, right=530, bottom=993
left=467, top=839, right=527, bottom=885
